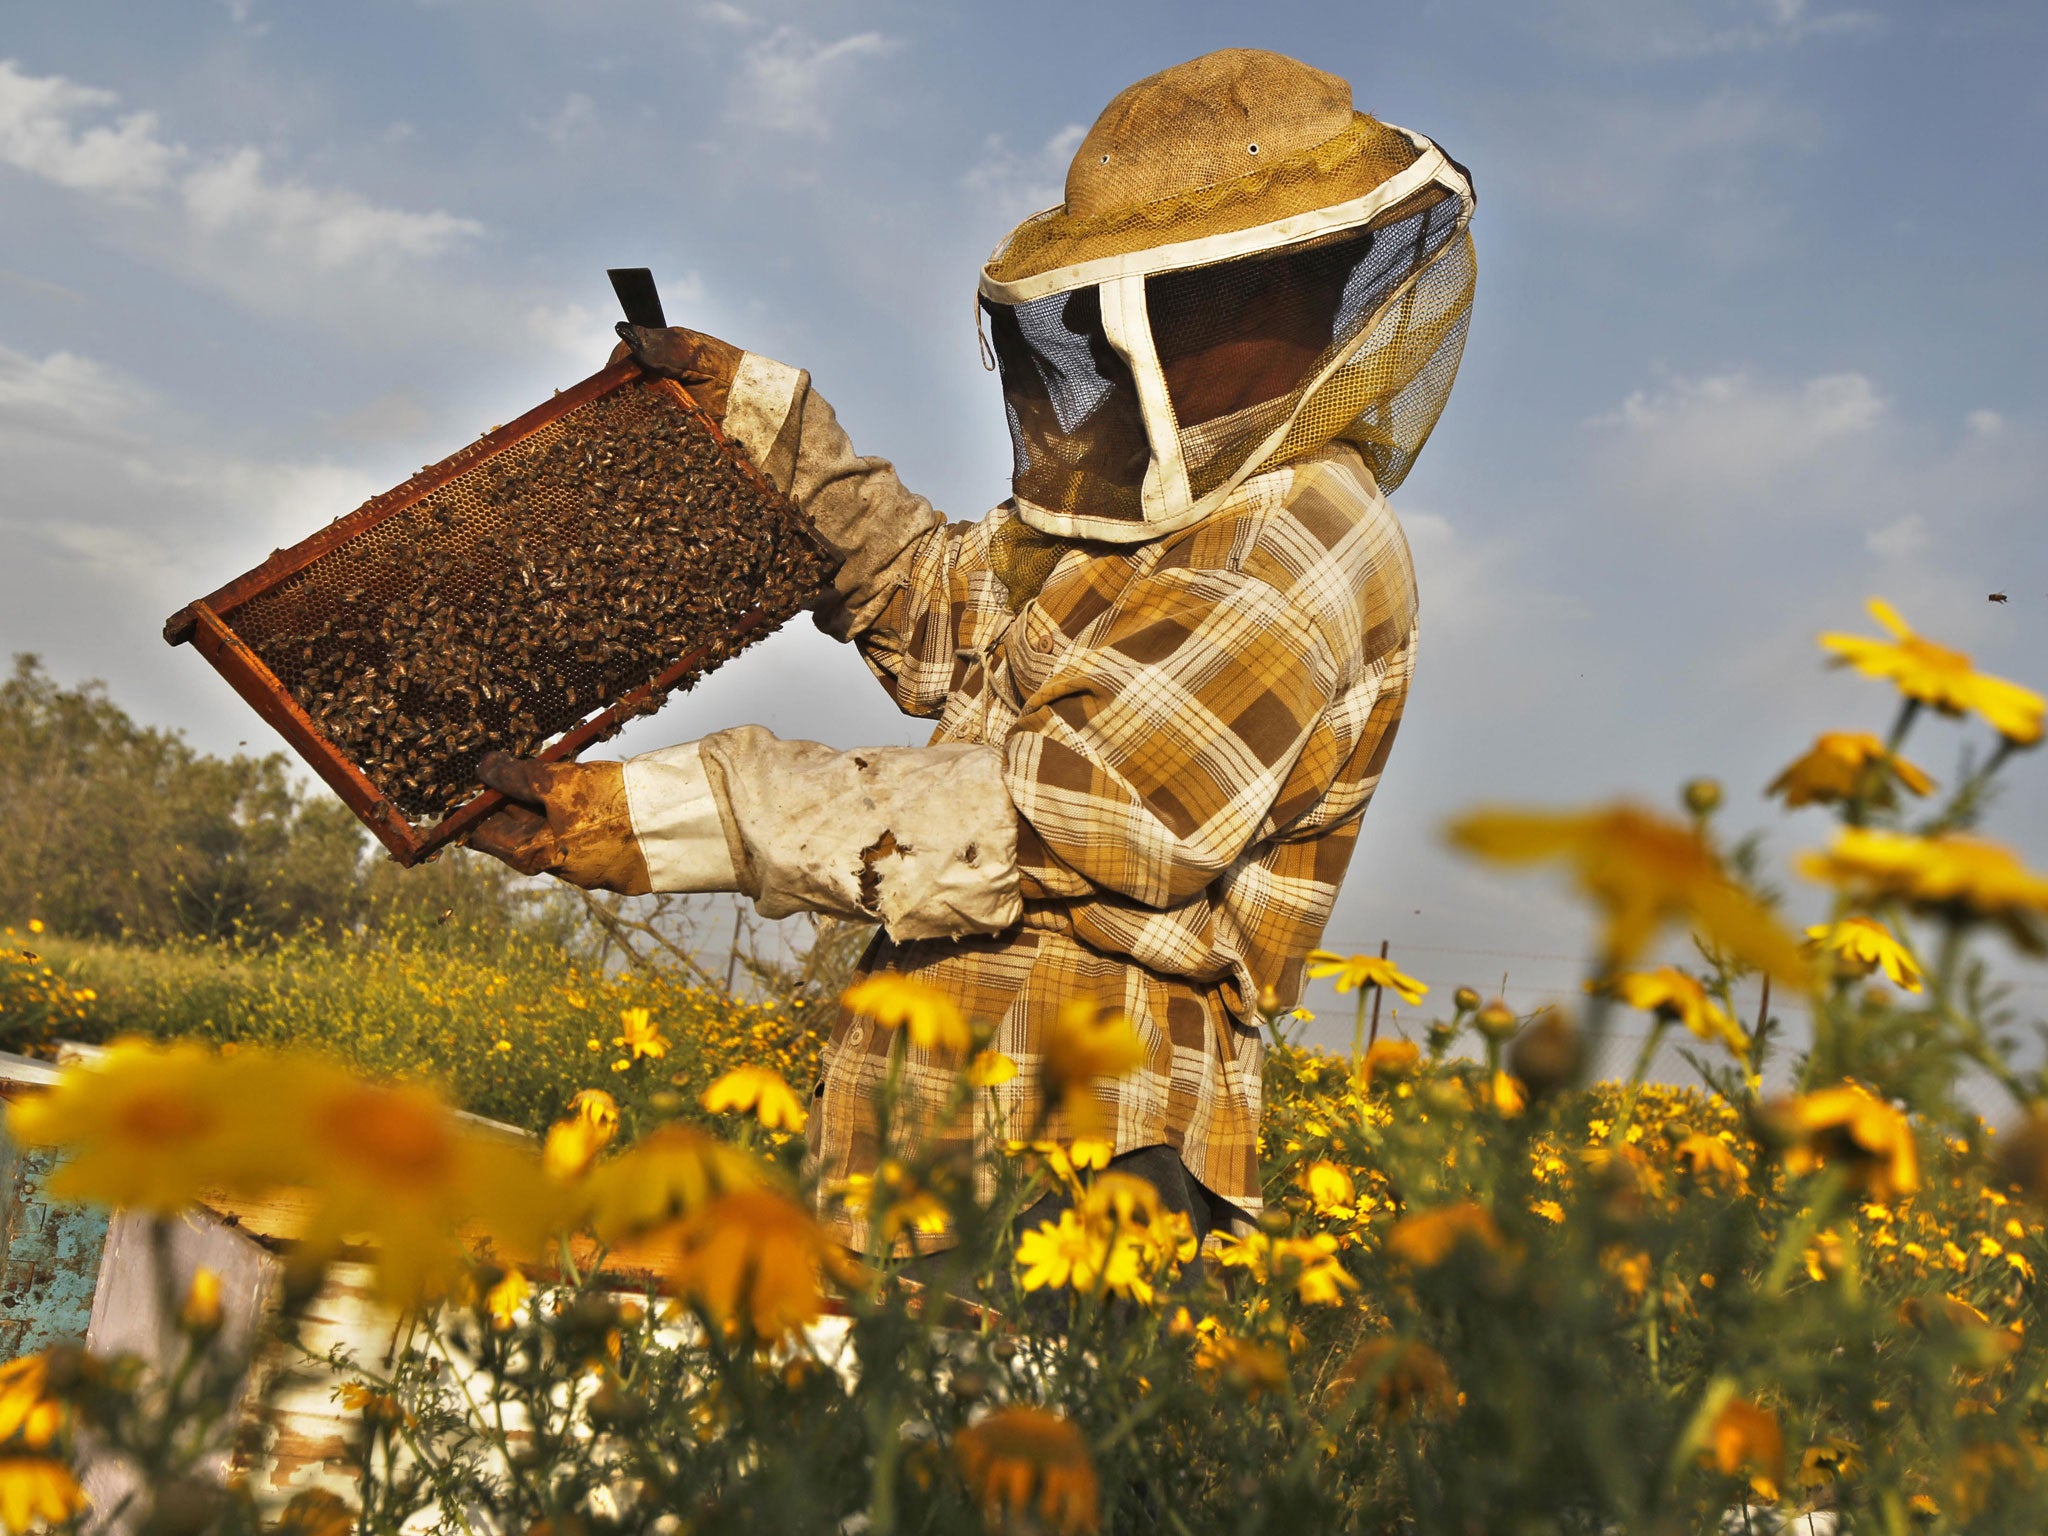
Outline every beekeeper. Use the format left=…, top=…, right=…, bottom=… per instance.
left=470, top=48, right=1476, bottom=1254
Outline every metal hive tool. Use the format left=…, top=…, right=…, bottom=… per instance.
left=165, top=275, right=833, bottom=865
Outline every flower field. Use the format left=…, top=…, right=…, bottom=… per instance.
left=1, top=596, right=2046, bottom=1535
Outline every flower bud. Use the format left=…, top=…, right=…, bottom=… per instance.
left=1475, top=1001, right=1518, bottom=1045
left=1453, top=986, right=1481, bottom=1013
left=179, top=1267, right=224, bottom=1339
left=1506, top=1008, right=1582, bottom=1098
left=1682, top=777, right=1723, bottom=816
left=1994, top=1114, right=2048, bottom=1206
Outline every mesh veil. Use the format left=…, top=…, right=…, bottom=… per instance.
left=979, top=117, right=1475, bottom=543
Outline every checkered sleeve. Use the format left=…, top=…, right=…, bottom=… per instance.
left=1003, top=565, right=1345, bottom=910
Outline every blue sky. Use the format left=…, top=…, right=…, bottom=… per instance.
left=2, top=0, right=2044, bottom=1054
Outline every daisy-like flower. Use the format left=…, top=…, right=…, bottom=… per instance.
left=1675, top=1133, right=1748, bottom=1189
left=179, top=1268, right=223, bottom=1336
left=1360, top=1037, right=1421, bottom=1085
left=967, top=1049, right=1018, bottom=1087
left=618, top=1188, right=849, bottom=1340
left=953, top=1406, right=1100, bottom=1536
left=1329, top=1337, right=1459, bottom=1422
left=1820, top=597, right=2044, bottom=744
left=1706, top=1397, right=1784, bottom=1503
left=840, top=974, right=971, bottom=1054
left=1767, top=730, right=1936, bottom=807
left=484, top=1268, right=531, bottom=1331
left=0, top=1360, right=58, bottom=1450
left=544, top=1089, right=622, bottom=1181
left=613, top=1008, right=669, bottom=1062
left=1383, top=1202, right=1504, bottom=1268
left=1785, top=1082, right=1920, bottom=1202
left=1447, top=802, right=1806, bottom=981
left=1304, top=950, right=1428, bottom=1004
left=576, top=1125, right=771, bottom=1243
left=1302, top=1160, right=1356, bottom=1216
left=1804, top=916, right=1923, bottom=992
left=1799, top=829, right=2048, bottom=950
left=1193, top=1331, right=1290, bottom=1397
left=701, top=1066, right=808, bottom=1132
left=0, top=1457, right=88, bottom=1533
left=1603, top=967, right=1750, bottom=1059
left=1042, top=1001, right=1147, bottom=1135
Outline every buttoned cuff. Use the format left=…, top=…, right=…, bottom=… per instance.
left=621, top=742, right=743, bottom=893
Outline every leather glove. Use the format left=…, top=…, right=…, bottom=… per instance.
left=610, top=324, right=745, bottom=421
left=466, top=751, right=655, bottom=895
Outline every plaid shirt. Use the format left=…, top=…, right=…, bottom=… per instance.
left=799, top=439, right=1419, bottom=1246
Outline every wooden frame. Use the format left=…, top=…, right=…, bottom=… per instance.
left=165, top=361, right=802, bottom=866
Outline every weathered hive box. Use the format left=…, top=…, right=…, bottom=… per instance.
left=164, top=353, right=833, bottom=865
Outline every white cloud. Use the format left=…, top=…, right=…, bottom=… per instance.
left=0, top=59, right=182, bottom=198
left=1865, top=512, right=1929, bottom=563
left=0, top=344, right=148, bottom=426
left=0, top=58, right=484, bottom=324
left=1967, top=408, right=2006, bottom=438
left=1590, top=369, right=1889, bottom=533
left=733, top=28, right=898, bottom=140
left=964, top=123, right=1085, bottom=223
left=531, top=91, right=596, bottom=150
left=1537, top=0, right=1882, bottom=62
left=182, top=147, right=481, bottom=269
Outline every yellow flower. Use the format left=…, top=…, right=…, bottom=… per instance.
left=0, top=1457, right=87, bottom=1533
left=1820, top=597, right=2044, bottom=743
left=1384, top=1202, right=1504, bottom=1268
left=1484, top=1071, right=1528, bottom=1118
left=1212, top=1229, right=1355, bottom=1304
left=841, top=974, right=971, bottom=1054
left=8, top=1040, right=237, bottom=1211
left=1303, top=1160, right=1356, bottom=1216
left=577, top=1126, right=771, bottom=1244
left=1530, top=1199, right=1565, bottom=1224
left=1785, top=1083, right=1920, bottom=1202
left=1675, top=1133, right=1748, bottom=1189
left=569, top=1088, right=619, bottom=1136
left=1799, top=829, right=2048, bottom=948
left=10, top=1046, right=548, bottom=1305
left=0, top=1362, right=56, bottom=1450
left=954, top=1406, right=1099, bottom=1536
left=1360, top=1037, right=1421, bottom=1086
left=1329, top=1337, right=1459, bottom=1421
left=1605, top=967, right=1749, bottom=1058
left=1706, top=1397, right=1784, bottom=1503
left=1767, top=731, right=1935, bottom=807
left=270, top=1489, right=357, bottom=1536
left=484, top=1268, right=530, bottom=1331
left=701, top=1066, right=808, bottom=1132
left=613, top=1008, right=669, bottom=1062
left=617, top=1188, right=844, bottom=1340
left=1016, top=1210, right=1096, bottom=1294
left=1304, top=950, right=1428, bottom=1004
left=1193, top=1332, right=1290, bottom=1397
left=1042, top=1001, right=1147, bottom=1135
left=179, top=1268, right=222, bottom=1336
left=1447, top=802, right=1806, bottom=981
left=967, top=1049, right=1017, bottom=1087
left=1804, top=917, right=1923, bottom=992
left=1016, top=1175, right=1191, bottom=1303
left=1798, top=1438, right=1860, bottom=1489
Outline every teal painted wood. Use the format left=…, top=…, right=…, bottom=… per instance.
left=0, top=1127, right=111, bottom=1358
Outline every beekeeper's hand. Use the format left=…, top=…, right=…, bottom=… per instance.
left=609, top=324, right=744, bottom=420
left=466, top=751, right=656, bottom=895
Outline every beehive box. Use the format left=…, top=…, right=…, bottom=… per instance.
left=165, top=361, right=833, bottom=864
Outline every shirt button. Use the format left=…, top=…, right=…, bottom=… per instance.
left=845, top=1025, right=866, bottom=1049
